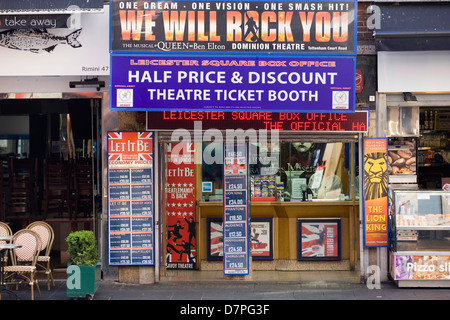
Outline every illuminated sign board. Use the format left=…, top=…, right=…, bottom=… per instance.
left=111, top=55, right=355, bottom=113
left=110, top=0, right=356, bottom=54
left=146, top=111, right=368, bottom=132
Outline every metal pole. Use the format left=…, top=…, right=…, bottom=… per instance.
left=154, top=131, right=160, bottom=283
left=359, top=133, right=366, bottom=283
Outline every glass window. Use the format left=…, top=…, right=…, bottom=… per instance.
left=201, top=142, right=223, bottom=201
left=249, top=142, right=280, bottom=200
left=0, top=137, right=30, bottom=158
left=280, top=142, right=352, bottom=201
left=200, top=141, right=357, bottom=202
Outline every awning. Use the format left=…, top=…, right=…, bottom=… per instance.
left=0, top=0, right=104, bottom=14
left=374, top=3, right=450, bottom=51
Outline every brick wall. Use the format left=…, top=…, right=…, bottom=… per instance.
left=357, top=2, right=376, bottom=54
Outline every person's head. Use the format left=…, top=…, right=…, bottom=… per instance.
left=292, top=142, right=313, bottom=153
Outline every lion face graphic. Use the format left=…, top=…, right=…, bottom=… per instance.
left=364, top=152, right=388, bottom=200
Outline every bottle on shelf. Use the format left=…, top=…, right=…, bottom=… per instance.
left=420, top=111, right=424, bottom=131
left=425, top=111, right=429, bottom=130
left=430, top=111, right=434, bottom=130
left=441, top=134, right=447, bottom=148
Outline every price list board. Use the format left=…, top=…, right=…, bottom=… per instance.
left=223, top=143, right=250, bottom=275
left=107, top=132, right=155, bottom=266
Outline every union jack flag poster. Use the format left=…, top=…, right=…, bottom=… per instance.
left=298, top=218, right=341, bottom=261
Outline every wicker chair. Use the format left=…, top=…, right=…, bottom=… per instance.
left=3, top=229, right=42, bottom=300
left=26, top=221, right=55, bottom=290
left=0, top=222, right=12, bottom=269
left=0, top=222, right=12, bottom=242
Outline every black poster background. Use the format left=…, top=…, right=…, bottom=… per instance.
left=111, top=0, right=356, bottom=54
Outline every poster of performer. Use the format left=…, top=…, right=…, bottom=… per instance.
left=165, top=142, right=196, bottom=269
left=250, top=218, right=273, bottom=260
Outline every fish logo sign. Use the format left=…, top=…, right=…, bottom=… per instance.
left=0, top=28, right=82, bottom=53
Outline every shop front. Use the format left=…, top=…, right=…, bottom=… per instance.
left=0, top=2, right=109, bottom=269
left=108, top=0, right=367, bottom=282
left=374, top=2, right=450, bottom=286
left=106, top=111, right=368, bottom=282
left=147, top=111, right=367, bottom=277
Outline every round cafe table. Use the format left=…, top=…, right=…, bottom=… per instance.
left=0, top=243, right=21, bottom=300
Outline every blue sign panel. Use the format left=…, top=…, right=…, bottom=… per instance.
left=110, top=54, right=355, bottom=113
left=107, top=131, right=155, bottom=266
left=223, top=143, right=250, bottom=275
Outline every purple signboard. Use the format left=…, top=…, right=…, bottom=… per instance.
left=110, top=54, right=355, bottom=113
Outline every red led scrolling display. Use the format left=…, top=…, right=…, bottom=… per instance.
left=146, top=111, right=368, bottom=132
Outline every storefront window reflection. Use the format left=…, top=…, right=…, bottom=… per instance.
left=280, top=142, right=349, bottom=201
left=201, top=142, right=223, bottom=201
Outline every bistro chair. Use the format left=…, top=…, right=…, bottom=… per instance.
left=0, top=164, right=4, bottom=221
left=0, top=222, right=12, bottom=242
left=3, top=229, right=42, bottom=300
left=0, top=222, right=12, bottom=265
left=43, top=159, right=72, bottom=220
left=26, top=221, right=55, bottom=290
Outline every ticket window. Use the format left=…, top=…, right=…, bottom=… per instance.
left=200, top=141, right=358, bottom=202
left=201, top=142, right=223, bottom=201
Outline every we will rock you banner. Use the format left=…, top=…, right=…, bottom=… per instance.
left=110, top=0, right=356, bottom=54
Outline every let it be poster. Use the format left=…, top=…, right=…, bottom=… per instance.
left=165, top=142, right=196, bottom=269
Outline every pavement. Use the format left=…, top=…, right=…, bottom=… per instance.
left=4, top=273, right=450, bottom=318
left=4, top=270, right=450, bottom=303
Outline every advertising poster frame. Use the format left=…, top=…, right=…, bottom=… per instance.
left=250, top=217, right=274, bottom=260
left=363, top=138, right=389, bottom=248
left=107, top=131, right=155, bottom=266
left=165, top=142, right=197, bottom=270
left=297, top=218, right=341, bottom=261
left=207, top=218, right=224, bottom=261
left=109, top=0, right=357, bottom=55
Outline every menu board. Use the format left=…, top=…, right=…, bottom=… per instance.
left=107, top=132, right=155, bottom=266
left=223, top=143, right=249, bottom=275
